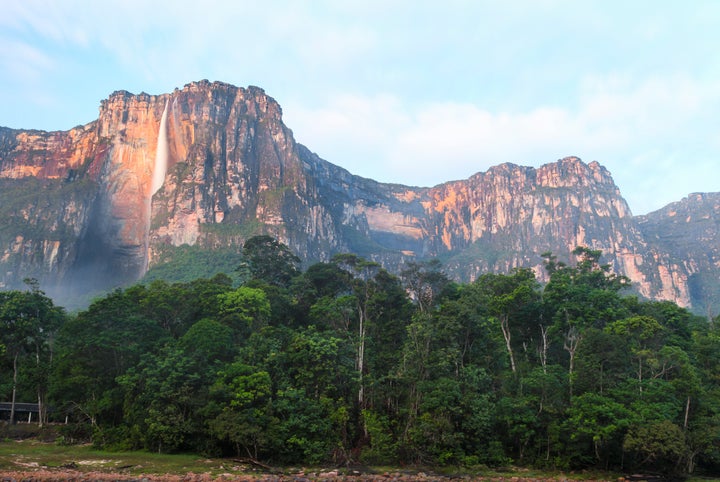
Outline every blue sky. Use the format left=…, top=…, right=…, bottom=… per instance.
left=1, top=0, right=718, bottom=215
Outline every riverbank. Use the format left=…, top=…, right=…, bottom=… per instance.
left=0, top=469, right=617, bottom=482
left=0, top=436, right=624, bottom=482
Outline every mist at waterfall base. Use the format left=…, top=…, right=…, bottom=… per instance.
left=42, top=102, right=172, bottom=311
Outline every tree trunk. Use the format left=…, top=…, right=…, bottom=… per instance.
left=10, top=352, right=18, bottom=425
left=564, top=326, right=581, bottom=400
left=500, top=314, right=516, bottom=373
left=357, top=304, right=366, bottom=409
left=687, top=449, right=698, bottom=474
left=539, top=324, right=548, bottom=374
left=37, top=393, right=44, bottom=427
left=36, top=344, right=45, bottom=427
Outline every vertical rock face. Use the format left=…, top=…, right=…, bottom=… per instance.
left=147, top=81, right=342, bottom=263
left=77, top=90, right=168, bottom=288
left=421, top=159, right=691, bottom=306
left=636, top=193, right=720, bottom=316
left=0, top=124, right=103, bottom=293
left=0, top=80, right=714, bottom=311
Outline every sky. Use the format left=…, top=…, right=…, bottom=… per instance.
left=1, top=0, right=718, bottom=215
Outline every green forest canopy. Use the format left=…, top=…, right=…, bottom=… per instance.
left=2, top=241, right=720, bottom=477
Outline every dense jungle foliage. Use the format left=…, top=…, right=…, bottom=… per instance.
left=2, top=237, right=720, bottom=477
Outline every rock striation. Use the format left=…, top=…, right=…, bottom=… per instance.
left=0, top=80, right=716, bottom=311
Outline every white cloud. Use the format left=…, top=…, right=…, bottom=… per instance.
left=0, top=39, right=56, bottom=81
left=578, top=74, right=711, bottom=136
left=285, top=73, right=720, bottom=212
left=283, top=93, right=409, bottom=175
left=385, top=104, right=577, bottom=182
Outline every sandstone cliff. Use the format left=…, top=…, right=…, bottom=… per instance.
left=637, top=193, right=720, bottom=317
left=0, top=81, right=714, bottom=311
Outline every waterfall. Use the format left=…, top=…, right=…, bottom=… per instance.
left=151, top=99, right=169, bottom=195
left=144, top=98, right=169, bottom=273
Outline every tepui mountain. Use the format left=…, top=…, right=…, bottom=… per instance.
left=0, top=80, right=717, bottom=313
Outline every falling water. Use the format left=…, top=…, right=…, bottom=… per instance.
left=144, top=99, right=170, bottom=274
left=151, top=99, right=169, bottom=195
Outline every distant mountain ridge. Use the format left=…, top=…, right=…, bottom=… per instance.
left=0, top=80, right=716, bottom=313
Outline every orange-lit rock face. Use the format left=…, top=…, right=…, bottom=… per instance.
left=0, top=80, right=712, bottom=310
left=90, top=81, right=311, bottom=279
left=148, top=82, right=317, bottom=255
left=97, top=91, right=168, bottom=269
left=0, top=124, right=100, bottom=180
left=419, top=159, right=629, bottom=252
left=98, top=91, right=166, bottom=197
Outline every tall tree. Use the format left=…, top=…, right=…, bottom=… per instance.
left=400, top=259, right=452, bottom=314
left=331, top=254, right=381, bottom=410
left=209, top=361, right=276, bottom=459
left=118, top=345, right=209, bottom=453
left=0, top=280, right=63, bottom=425
left=239, top=235, right=300, bottom=288
left=473, top=269, right=540, bottom=374
left=542, top=247, right=630, bottom=397
left=217, top=286, right=271, bottom=338
left=51, top=289, right=170, bottom=426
